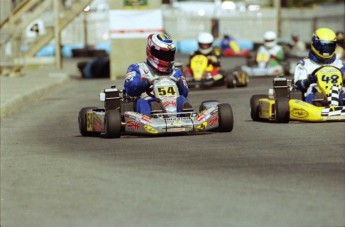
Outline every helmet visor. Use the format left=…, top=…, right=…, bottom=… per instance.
left=313, top=40, right=336, bottom=55
left=199, top=43, right=212, bottom=50
left=150, top=47, right=175, bottom=62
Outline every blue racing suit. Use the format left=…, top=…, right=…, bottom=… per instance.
left=124, top=62, right=190, bottom=116
left=294, top=51, right=345, bottom=104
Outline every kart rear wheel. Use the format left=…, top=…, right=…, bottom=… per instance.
left=218, top=103, right=234, bottom=132
left=275, top=97, right=290, bottom=123
left=250, top=95, right=266, bottom=121
left=78, top=107, right=100, bottom=136
left=104, top=109, right=122, bottom=138
left=226, top=74, right=236, bottom=88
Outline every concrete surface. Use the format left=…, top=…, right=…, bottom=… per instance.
left=0, top=58, right=84, bottom=118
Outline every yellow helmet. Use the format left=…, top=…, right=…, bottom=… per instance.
left=311, top=28, right=336, bottom=60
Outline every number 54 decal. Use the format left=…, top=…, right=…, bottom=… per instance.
left=156, top=86, right=177, bottom=97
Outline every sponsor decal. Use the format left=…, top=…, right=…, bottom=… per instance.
left=323, top=115, right=345, bottom=120
left=171, top=121, right=183, bottom=125
left=87, top=112, right=93, bottom=131
left=167, top=128, right=185, bottom=132
left=209, top=116, right=218, bottom=126
left=163, top=100, right=176, bottom=108
left=127, top=120, right=140, bottom=130
left=210, top=108, right=218, bottom=115
left=196, top=114, right=205, bottom=122
left=196, top=122, right=208, bottom=131
left=291, top=108, right=309, bottom=118
left=144, top=125, right=158, bottom=134
left=141, top=115, right=152, bottom=123
left=124, top=114, right=136, bottom=120
left=93, top=115, right=103, bottom=131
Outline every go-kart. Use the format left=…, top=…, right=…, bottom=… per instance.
left=241, top=51, right=290, bottom=77
left=78, top=76, right=234, bottom=138
left=183, top=54, right=248, bottom=89
left=250, top=66, right=345, bottom=123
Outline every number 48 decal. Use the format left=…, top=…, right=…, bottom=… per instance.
left=321, top=75, right=340, bottom=84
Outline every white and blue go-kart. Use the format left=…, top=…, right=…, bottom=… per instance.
left=242, top=51, right=291, bottom=77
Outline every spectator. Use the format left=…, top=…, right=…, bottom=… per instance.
left=290, top=32, right=306, bottom=53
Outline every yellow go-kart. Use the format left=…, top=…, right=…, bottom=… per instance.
left=184, top=55, right=248, bottom=89
left=250, top=66, right=345, bottom=123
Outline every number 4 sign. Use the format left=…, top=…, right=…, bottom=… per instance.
left=25, top=19, right=46, bottom=39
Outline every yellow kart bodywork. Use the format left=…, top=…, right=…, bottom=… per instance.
left=253, top=66, right=345, bottom=123
left=190, top=55, right=213, bottom=81
left=258, top=98, right=345, bottom=122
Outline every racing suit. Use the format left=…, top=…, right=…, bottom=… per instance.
left=294, top=52, right=345, bottom=104
left=124, top=62, right=190, bottom=116
left=256, top=45, right=284, bottom=68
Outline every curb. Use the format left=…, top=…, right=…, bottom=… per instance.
left=0, top=77, right=71, bottom=118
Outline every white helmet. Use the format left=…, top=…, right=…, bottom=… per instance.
left=198, top=32, right=214, bottom=54
left=264, top=31, right=277, bottom=49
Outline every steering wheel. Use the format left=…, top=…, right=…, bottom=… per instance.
left=146, top=85, right=155, bottom=98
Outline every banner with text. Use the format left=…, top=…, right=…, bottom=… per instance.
left=109, top=9, right=163, bottom=39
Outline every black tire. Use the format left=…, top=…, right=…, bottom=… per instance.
left=218, top=103, right=234, bottom=132
left=226, top=74, right=236, bottom=88
left=275, top=97, right=290, bottom=123
left=199, top=100, right=220, bottom=112
left=104, top=109, right=122, bottom=138
left=250, top=95, right=266, bottom=121
left=78, top=107, right=100, bottom=136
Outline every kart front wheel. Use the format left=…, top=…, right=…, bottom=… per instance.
left=275, top=97, right=290, bottom=123
left=78, top=107, right=100, bottom=136
left=218, top=103, right=234, bottom=132
left=104, top=109, right=122, bottom=138
left=250, top=95, right=266, bottom=121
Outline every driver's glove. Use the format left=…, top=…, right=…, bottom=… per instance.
left=307, top=73, right=316, bottom=83
left=296, top=73, right=316, bottom=92
left=141, top=77, right=150, bottom=89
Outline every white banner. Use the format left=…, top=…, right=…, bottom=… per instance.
left=109, top=9, right=163, bottom=39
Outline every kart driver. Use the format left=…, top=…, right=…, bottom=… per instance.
left=124, top=33, right=192, bottom=116
left=294, top=27, right=345, bottom=104
left=184, top=32, right=223, bottom=80
left=256, top=31, right=285, bottom=69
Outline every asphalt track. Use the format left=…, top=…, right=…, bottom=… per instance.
left=1, top=57, right=345, bottom=227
